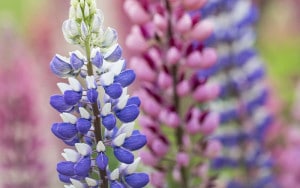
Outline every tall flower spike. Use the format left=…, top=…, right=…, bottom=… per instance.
left=200, top=0, right=278, bottom=187
left=124, top=0, right=221, bottom=187
left=50, top=1, right=149, bottom=187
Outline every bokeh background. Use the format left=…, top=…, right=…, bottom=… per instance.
left=0, top=0, right=299, bottom=187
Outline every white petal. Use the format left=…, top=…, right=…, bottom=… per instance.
left=70, top=179, right=85, bottom=188
left=79, top=107, right=91, bottom=119
left=86, top=76, right=96, bottom=89
left=75, top=143, right=92, bottom=156
left=62, top=148, right=80, bottom=162
left=117, top=94, right=129, bottom=110
left=91, top=47, right=101, bottom=59
left=110, top=59, right=124, bottom=76
left=117, top=122, right=135, bottom=138
left=57, top=83, right=72, bottom=93
left=76, top=4, right=83, bottom=19
left=85, top=177, right=98, bottom=186
left=96, top=141, right=106, bottom=152
left=64, top=185, right=75, bottom=188
left=68, top=77, right=82, bottom=92
left=112, top=133, right=127, bottom=147
left=110, top=168, right=119, bottom=181
left=60, top=113, right=77, bottom=124
left=100, top=71, right=114, bottom=86
left=101, top=103, right=111, bottom=116
left=125, top=157, right=141, bottom=174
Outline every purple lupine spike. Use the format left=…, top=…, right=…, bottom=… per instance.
left=50, top=1, right=149, bottom=187
left=201, top=0, right=278, bottom=187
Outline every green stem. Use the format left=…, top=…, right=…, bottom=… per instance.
left=164, top=0, right=189, bottom=187
left=85, top=40, right=108, bottom=188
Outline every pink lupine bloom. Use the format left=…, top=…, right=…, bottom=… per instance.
left=124, top=0, right=220, bottom=187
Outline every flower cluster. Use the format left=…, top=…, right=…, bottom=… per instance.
left=124, top=0, right=222, bottom=187
left=200, top=0, right=277, bottom=187
left=0, top=26, right=47, bottom=187
left=49, top=1, right=148, bottom=187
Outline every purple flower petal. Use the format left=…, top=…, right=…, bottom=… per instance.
left=126, top=96, right=141, bottom=107
left=64, top=90, right=82, bottom=105
left=50, top=95, right=73, bottom=112
left=104, top=83, right=123, bottom=99
left=96, top=152, right=109, bottom=170
left=51, top=123, right=77, bottom=140
left=122, top=130, right=147, bottom=151
left=124, top=173, right=149, bottom=188
left=110, top=181, right=125, bottom=188
left=92, top=51, right=103, bottom=68
left=113, top=147, right=134, bottom=164
left=102, top=114, right=116, bottom=130
left=57, top=161, right=75, bottom=176
left=74, top=156, right=91, bottom=177
left=76, top=118, right=91, bottom=134
left=70, top=53, right=84, bottom=71
left=105, top=45, right=122, bottom=62
left=87, top=88, right=98, bottom=103
left=116, top=104, right=139, bottom=123
left=114, top=69, right=136, bottom=87
left=50, top=55, right=73, bottom=77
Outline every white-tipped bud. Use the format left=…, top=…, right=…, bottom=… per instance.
left=81, top=21, right=89, bottom=39
left=126, top=157, right=141, bottom=174
left=117, top=122, right=135, bottom=137
left=101, top=27, right=118, bottom=48
left=80, top=0, right=85, bottom=7
left=86, top=76, right=96, bottom=89
left=117, top=94, right=129, bottom=109
left=79, top=107, right=91, bottom=119
left=85, top=177, right=98, bottom=186
left=68, top=77, right=82, bottom=92
left=84, top=2, right=90, bottom=17
left=70, top=178, right=85, bottom=188
left=100, top=71, right=114, bottom=86
left=76, top=4, right=83, bottom=19
left=60, top=113, right=77, bottom=124
left=63, top=19, right=79, bottom=37
left=69, top=6, right=76, bottom=19
left=101, top=103, right=112, bottom=116
left=110, top=169, right=120, bottom=181
left=91, top=13, right=103, bottom=33
left=57, top=83, right=72, bottom=93
left=62, top=148, right=80, bottom=162
left=109, top=58, right=124, bottom=75
left=112, top=133, right=127, bottom=147
left=75, top=143, right=92, bottom=156
left=96, top=141, right=106, bottom=152
left=70, top=0, right=78, bottom=6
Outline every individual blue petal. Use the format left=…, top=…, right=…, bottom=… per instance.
left=104, top=83, right=123, bottom=99
left=102, top=114, right=116, bottom=130
left=87, top=88, right=98, bottom=103
left=51, top=123, right=78, bottom=140
left=70, top=53, right=84, bottom=71
left=58, top=174, right=72, bottom=183
left=124, top=173, right=149, bottom=188
left=50, top=55, right=73, bottom=77
left=92, top=51, right=103, bottom=68
left=64, top=90, right=82, bottom=105
left=63, top=136, right=80, bottom=146
left=50, top=95, right=73, bottom=112
left=96, top=152, right=109, bottom=170
left=126, top=96, right=141, bottom=107
left=114, top=70, right=136, bottom=87
left=122, top=130, right=147, bottom=151
left=110, top=181, right=125, bottom=188
left=76, top=118, right=91, bottom=134
left=74, top=156, right=91, bottom=177
left=113, top=147, right=134, bottom=164
left=105, top=45, right=122, bottom=62
left=57, top=161, right=75, bottom=176
left=116, top=105, right=139, bottom=123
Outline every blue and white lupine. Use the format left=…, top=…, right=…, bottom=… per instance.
left=49, top=1, right=149, bottom=187
left=200, top=0, right=277, bottom=187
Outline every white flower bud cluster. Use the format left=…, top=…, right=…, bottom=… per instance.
left=62, top=0, right=117, bottom=49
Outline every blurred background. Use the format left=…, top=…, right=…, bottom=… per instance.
left=0, top=0, right=299, bottom=187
